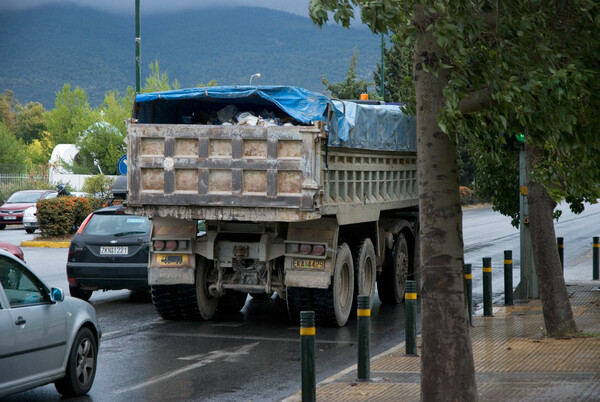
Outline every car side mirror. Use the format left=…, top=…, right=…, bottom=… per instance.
left=50, top=287, right=64, bottom=302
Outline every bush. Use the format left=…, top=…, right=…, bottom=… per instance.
left=82, top=174, right=114, bottom=199
left=37, top=196, right=103, bottom=237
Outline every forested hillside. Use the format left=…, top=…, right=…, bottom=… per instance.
left=0, top=5, right=381, bottom=107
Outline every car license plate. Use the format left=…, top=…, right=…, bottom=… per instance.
left=3, top=216, right=16, bottom=220
left=100, top=246, right=128, bottom=255
left=292, top=258, right=324, bottom=269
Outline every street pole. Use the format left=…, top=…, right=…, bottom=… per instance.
left=515, top=142, right=538, bottom=299
left=135, top=0, right=141, bottom=94
left=380, top=33, right=385, bottom=102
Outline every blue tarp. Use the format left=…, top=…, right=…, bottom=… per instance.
left=135, top=86, right=416, bottom=152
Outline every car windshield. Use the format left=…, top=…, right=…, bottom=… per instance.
left=6, top=191, right=44, bottom=203
left=83, top=214, right=150, bottom=236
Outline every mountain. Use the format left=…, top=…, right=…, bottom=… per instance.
left=0, top=5, right=382, bottom=108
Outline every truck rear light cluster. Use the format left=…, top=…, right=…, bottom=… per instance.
left=153, top=240, right=188, bottom=251
left=286, top=242, right=326, bottom=256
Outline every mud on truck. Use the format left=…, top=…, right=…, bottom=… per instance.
left=125, top=86, right=418, bottom=327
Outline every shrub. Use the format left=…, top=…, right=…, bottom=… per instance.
left=459, top=186, right=474, bottom=205
left=37, top=196, right=103, bottom=237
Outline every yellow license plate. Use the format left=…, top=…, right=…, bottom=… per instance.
left=154, top=254, right=190, bottom=268
left=292, top=258, right=324, bottom=269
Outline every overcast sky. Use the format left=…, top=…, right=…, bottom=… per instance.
left=0, top=0, right=310, bottom=16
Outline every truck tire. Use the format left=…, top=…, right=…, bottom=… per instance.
left=377, top=233, right=409, bottom=304
left=151, top=285, right=182, bottom=319
left=286, top=287, right=310, bottom=325
left=353, top=238, right=376, bottom=309
left=314, top=242, right=354, bottom=327
left=195, top=256, right=219, bottom=320
left=218, top=291, right=248, bottom=313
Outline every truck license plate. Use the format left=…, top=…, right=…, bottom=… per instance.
left=154, top=254, right=190, bottom=268
left=292, top=258, right=324, bottom=269
left=100, top=246, right=128, bottom=255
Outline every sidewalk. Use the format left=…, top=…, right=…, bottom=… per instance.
left=284, top=281, right=600, bottom=401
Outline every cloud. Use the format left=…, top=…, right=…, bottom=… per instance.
left=0, top=0, right=310, bottom=16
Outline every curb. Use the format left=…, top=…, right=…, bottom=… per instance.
left=20, top=241, right=70, bottom=248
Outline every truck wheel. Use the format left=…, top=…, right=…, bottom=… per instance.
left=151, top=285, right=182, bottom=320
left=353, top=238, right=376, bottom=309
left=218, top=291, right=248, bottom=313
left=286, top=287, right=310, bottom=325
left=377, top=233, right=409, bottom=304
left=69, top=286, right=92, bottom=301
left=54, top=327, right=97, bottom=396
left=314, top=243, right=354, bottom=327
left=195, top=256, right=219, bottom=320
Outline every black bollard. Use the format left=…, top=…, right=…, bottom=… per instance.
left=300, top=311, right=316, bottom=402
left=483, top=257, right=493, bottom=316
left=594, top=237, right=599, bottom=280
left=464, top=263, right=473, bottom=326
left=405, top=280, right=418, bottom=356
left=557, top=237, right=564, bottom=272
left=504, top=251, right=514, bottom=306
left=357, top=295, right=371, bottom=381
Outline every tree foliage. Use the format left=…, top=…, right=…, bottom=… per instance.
left=0, top=122, right=27, bottom=173
left=321, top=50, right=373, bottom=99
left=372, top=34, right=414, bottom=103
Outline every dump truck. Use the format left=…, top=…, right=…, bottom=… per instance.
left=125, top=86, right=418, bottom=327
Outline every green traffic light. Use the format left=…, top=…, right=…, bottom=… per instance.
left=515, top=133, right=525, bottom=143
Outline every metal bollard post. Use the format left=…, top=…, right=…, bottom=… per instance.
left=594, top=237, right=599, bottom=280
left=405, top=280, right=418, bottom=356
left=504, top=251, right=514, bottom=306
left=483, top=257, right=493, bottom=316
left=464, top=263, right=472, bottom=326
left=557, top=237, right=564, bottom=272
left=300, top=311, right=316, bottom=402
left=357, top=295, right=371, bottom=381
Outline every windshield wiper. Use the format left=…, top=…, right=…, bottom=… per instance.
left=113, top=231, right=147, bottom=237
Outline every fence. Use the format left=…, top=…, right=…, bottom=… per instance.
left=0, top=174, right=46, bottom=187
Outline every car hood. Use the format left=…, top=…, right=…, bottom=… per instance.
left=1, top=202, right=35, bottom=210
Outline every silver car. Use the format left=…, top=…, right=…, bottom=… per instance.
left=0, top=249, right=101, bottom=397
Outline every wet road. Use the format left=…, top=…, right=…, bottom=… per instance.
left=1, top=203, right=598, bottom=401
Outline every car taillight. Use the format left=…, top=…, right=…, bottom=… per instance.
left=77, top=213, right=94, bottom=234
left=154, top=240, right=165, bottom=251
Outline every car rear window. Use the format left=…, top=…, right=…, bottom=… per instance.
left=7, top=191, right=44, bottom=203
left=83, top=214, right=150, bottom=236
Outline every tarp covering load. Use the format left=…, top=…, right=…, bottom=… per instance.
left=134, top=85, right=416, bottom=152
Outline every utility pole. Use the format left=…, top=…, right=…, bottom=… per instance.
left=135, top=0, right=141, bottom=93
left=380, top=33, right=385, bottom=101
left=515, top=136, right=539, bottom=299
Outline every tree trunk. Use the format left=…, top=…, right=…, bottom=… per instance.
left=414, top=7, right=478, bottom=401
left=525, top=143, right=578, bottom=337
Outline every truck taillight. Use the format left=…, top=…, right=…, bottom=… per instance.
left=166, top=240, right=178, bottom=251
left=312, top=245, right=325, bottom=256
left=77, top=213, right=93, bottom=234
left=300, top=244, right=312, bottom=254
left=153, top=240, right=165, bottom=251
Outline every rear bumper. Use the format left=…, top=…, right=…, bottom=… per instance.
left=67, top=262, right=148, bottom=290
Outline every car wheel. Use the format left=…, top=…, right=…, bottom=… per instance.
left=0, top=224, right=5, bottom=230
left=25, top=228, right=35, bottom=234
left=54, top=327, right=97, bottom=396
left=70, top=286, right=93, bottom=301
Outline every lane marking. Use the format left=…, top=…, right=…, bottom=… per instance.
left=114, top=342, right=259, bottom=394
left=141, top=331, right=355, bottom=345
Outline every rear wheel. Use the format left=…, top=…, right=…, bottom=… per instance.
left=54, top=327, right=97, bottom=396
left=377, top=233, right=409, bottom=304
left=69, top=286, right=92, bottom=302
left=25, top=228, right=35, bottom=234
left=353, top=238, right=377, bottom=309
left=314, top=243, right=354, bottom=327
left=151, top=285, right=181, bottom=319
